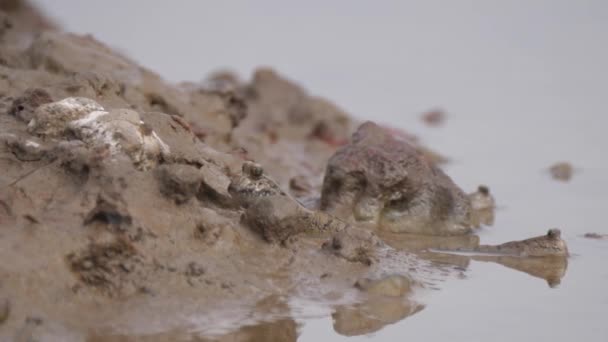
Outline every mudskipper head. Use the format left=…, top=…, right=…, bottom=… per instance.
left=228, top=161, right=284, bottom=207
left=547, top=228, right=561, bottom=239
left=242, top=161, right=264, bottom=180
left=477, top=185, right=490, bottom=196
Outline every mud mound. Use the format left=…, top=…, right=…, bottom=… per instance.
left=0, top=2, right=498, bottom=340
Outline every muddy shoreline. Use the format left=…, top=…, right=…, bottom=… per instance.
left=0, top=2, right=572, bottom=341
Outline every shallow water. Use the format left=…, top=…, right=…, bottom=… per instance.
left=32, top=1, right=608, bottom=341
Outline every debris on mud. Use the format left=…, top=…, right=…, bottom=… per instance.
left=421, top=108, right=446, bottom=126
left=549, top=162, right=574, bottom=181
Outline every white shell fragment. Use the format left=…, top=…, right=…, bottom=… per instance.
left=27, top=97, right=170, bottom=169
left=28, top=97, right=105, bottom=136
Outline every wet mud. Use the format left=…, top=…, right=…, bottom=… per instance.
left=0, top=2, right=575, bottom=341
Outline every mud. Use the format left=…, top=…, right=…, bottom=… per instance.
left=0, top=2, right=573, bottom=341
left=320, top=121, right=484, bottom=235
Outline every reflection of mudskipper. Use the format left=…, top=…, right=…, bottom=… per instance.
left=380, top=230, right=569, bottom=287
left=471, top=254, right=568, bottom=287
left=430, top=229, right=569, bottom=287
left=332, top=275, right=424, bottom=336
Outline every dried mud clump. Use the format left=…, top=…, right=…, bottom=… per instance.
left=321, top=121, right=475, bottom=235
left=66, top=238, right=141, bottom=295
left=155, top=164, right=203, bottom=204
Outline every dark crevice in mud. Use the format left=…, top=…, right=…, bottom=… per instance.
left=146, top=93, right=180, bottom=117
left=196, top=182, right=234, bottom=208
left=84, top=194, right=133, bottom=232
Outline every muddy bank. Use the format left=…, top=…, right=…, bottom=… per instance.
left=0, top=2, right=569, bottom=341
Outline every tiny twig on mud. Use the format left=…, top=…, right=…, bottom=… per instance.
left=2, top=158, right=57, bottom=189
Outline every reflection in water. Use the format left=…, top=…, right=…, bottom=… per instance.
left=379, top=231, right=569, bottom=288
left=87, top=318, right=298, bottom=342
left=333, top=275, right=424, bottom=336
left=86, top=295, right=299, bottom=342
left=470, top=207, right=495, bottom=228
left=333, top=297, right=424, bottom=336
left=379, top=231, right=481, bottom=252
left=471, top=255, right=568, bottom=288
left=85, top=232, right=568, bottom=341
left=197, top=318, right=298, bottom=342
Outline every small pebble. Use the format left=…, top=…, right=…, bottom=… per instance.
left=421, top=109, right=446, bottom=126
left=549, top=162, right=573, bottom=181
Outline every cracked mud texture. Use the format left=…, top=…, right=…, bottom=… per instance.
left=0, top=1, right=569, bottom=340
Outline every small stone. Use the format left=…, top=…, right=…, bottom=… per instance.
left=549, top=162, right=573, bottom=181
left=198, top=162, right=233, bottom=206
left=421, top=108, right=446, bottom=126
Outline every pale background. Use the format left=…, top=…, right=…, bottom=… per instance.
left=33, top=1, right=608, bottom=341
